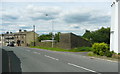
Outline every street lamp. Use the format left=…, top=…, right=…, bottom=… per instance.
left=45, top=14, right=54, bottom=48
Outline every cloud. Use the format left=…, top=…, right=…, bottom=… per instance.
left=0, top=2, right=111, bottom=35
left=63, top=10, right=111, bottom=24
left=70, top=24, right=80, bottom=28
left=1, top=0, right=113, bottom=2
left=25, top=5, right=62, bottom=21
left=2, top=14, right=19, bottom=21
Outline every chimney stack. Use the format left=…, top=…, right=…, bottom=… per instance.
left=19, top=29, right=22, bottom=32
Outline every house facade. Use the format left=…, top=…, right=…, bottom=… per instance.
left=110, top=0, right=120, bottom=53
left=0, top=30, right=38, bottom=46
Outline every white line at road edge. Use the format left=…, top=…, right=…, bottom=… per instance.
left=44, top=55, right=59, bottom=61
left=68, top=63, right=101, bottom=74
left=89, top=57, right=117, bottom=63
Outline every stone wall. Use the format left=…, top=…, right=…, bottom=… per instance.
left=70, top=33, right=91, bottom=49
left=59, top=33, right=91, bottom=49
left=35, top=42, right=60, bottom=48
left=35, top=33, right=91, bottom=49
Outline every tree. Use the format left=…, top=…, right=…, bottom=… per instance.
left=38, top=32, right=61, bottom=42
left=54, top=32, right=61, bottom=42
left=82, top=30, right=91, bottom=40
left=82, top=27, right=110, bottom=44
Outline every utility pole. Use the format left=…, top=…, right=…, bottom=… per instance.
left=33, top=25, right=35, bottom=46
left=51, top=20, right=54, bottom=48
left=1, top=34, right=3, bottom=47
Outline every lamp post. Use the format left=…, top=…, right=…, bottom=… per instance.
left=45, top=14, right=54, bottom=48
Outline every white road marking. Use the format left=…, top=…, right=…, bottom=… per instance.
left=37, top=53, right=41, bottom=54
left=89, top=56, right=118, bottom=63
left=33, top=52, right=41, bottom=54
left=8, top=56, right=12, bottom=72
left=33, top=52, right=38, bottom=54
left=26, top=50, right=30, bottom=52
left=44, top=55, right=59, bottom=61
left=68, top=63, right=100, bottom=74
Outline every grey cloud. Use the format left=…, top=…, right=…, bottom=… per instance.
left=1, top=22, right=11, bottom=25
left=63, top=12, right=110, bottom=24
left=30, top=15, right=55, bottom=21
left=19, top=26, right=32, bottom=29
left=2, top=15, right=19, bottom=21
left=26, top=6, right=61, bottom=21
left=89, top=16, right=110, bottom=24
left=64, top=13, right=91, bottom=23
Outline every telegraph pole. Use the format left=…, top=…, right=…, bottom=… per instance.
left=33, top=25, right=36, bottom=46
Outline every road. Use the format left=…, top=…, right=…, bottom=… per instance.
left=1, top=46, right=119, bottom=74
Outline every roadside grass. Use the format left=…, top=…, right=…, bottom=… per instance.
left=30, top=46, right=92, bottom=52
left=87, top=52, right=120, bottom=61
left=30, top=46, right=119, bottom=61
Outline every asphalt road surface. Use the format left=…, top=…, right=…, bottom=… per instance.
left=1, top=46, right=119, bottom=73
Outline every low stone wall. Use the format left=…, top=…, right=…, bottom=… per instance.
left=35, top=42, right=60, bottom=48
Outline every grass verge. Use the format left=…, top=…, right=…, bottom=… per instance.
left=30, top=46, right=92, bottom=52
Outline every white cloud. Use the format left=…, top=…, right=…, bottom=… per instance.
left=0, top=2, right=111, bottom=35
left=1, top=0, right=113, bottom=2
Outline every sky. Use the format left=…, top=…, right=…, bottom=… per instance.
left=0, top=0, right=113, bottom=36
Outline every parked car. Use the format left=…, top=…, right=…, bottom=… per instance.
left=7, top=42, right=14, bottom=47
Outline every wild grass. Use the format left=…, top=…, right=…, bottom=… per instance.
left=30, top=46, right=92, bottom=52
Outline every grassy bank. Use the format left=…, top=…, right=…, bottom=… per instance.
left=30, top=46, right=92, bottom=52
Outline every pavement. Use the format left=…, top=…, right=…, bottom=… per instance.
left=1, top=46, right=119, bottom=74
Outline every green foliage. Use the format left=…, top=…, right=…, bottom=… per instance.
left=82, top=30, right=91, bottom=40
left=71, top=47, right=92, bottom=52
left=105, top=51, right=113, bottom=57
left=30, top=46, right=92, bottom=52
left=82, top=27, right=110, bottom=44
left=54, top=32, right=61, bottom=42
left=92, top=43, right=113, bottom=57
left=87, top=52, right=95, bottom=56
left=38, top=32, right=61, bottom=42
left=38, top=32, right=52, bottom=42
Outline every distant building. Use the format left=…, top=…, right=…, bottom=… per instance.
left=59, top=33, right=91, bottom=49
left=110, top=0, right=120, bottom=53
left=0, top=30, right=38, bottom=46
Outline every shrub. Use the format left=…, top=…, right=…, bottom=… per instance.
left=87, top=52, right=94, bottom=56
left=118, top=53, right=120, bottom=55
left=92, top=43, right=112, bottom=57
left=105, top=51, right=113, bottom=57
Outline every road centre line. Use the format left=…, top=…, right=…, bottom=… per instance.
left=68, top=63, right=101, bottom=74
left=44, top=55, right=59, bottom=61
left=26, top=50, right=30, bottom=52
left=33, top=52, right=38, bottom=54
left=33, top=51, right=41, bottom=54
